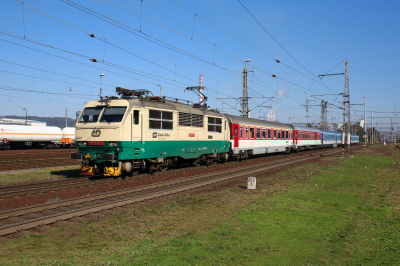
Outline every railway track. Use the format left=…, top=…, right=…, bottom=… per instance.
left=0, top=149, right=79, bottom=172
left=0, top=147, right=345, bottom=199
left=0, top=147, right=351, bottom=237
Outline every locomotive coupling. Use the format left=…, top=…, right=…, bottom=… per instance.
left=81, top=166, right=96, bottom=176
left=104, top=167, right=120, bottom=177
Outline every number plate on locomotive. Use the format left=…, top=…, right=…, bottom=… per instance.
left=88, top=141, right=105, bottom=146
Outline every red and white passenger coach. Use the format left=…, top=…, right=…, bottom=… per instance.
left=225, top=115, right=294, bottom=158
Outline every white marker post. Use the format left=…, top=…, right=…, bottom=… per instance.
left=247, top=177, right=256, bottom=189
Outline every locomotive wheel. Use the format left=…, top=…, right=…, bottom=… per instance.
left=159, top=165, right=168, bottom=172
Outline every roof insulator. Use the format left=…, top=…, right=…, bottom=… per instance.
left=272, top=74, right=276, bottom=77
left=87, top=33, right=95, bottom=38
left=276, top=60, right=280, bottom=63
left=89, top=58, right=98, bottom=62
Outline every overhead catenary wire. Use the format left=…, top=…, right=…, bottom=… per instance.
left=170, top=0, right=340, bottom=95
left=5, top=0, right=345, bottom=123
left=9, top=0, right=337, bottom=110
left=9, top=0, right=244, bottom=91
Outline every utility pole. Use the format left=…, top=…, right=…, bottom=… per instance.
left=364, top=97, right=367, bottom=148
left=391, top=119, right=394, bottom=143
left=320, top=100, right=328, bottom=130
left=302, top=99, right=316, bottom=126
left=242, top=59, right=252, bottom=117
left=395, top=106, right=397, bottom=147
left=66, top=87, right=71, bottom=127
left=99, top=74, right=105, bottom=100
left=321, top=100, right=325, bottom=129
left=199, top=74, right=203, bottom=106
left=317, top=62, right=350, bottom=154
left=371, top=111, right=374, bottom=145
left=157, top=84, right=163, bottom=97
left=342, top=60, right=350, bottom=154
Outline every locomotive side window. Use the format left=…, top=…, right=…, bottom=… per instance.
left=250, top=127, right=255, bottom=139
left=149, top=109, right=173, bottom=130
left=268, top=129, right=271, bottom=139
left=179, top=113, right=204, bottom=127
left=256, top=128, right=260, bottom=139
left=99, top=107, right=127, bottom=123
left=79, top=107, right=103, bottom=123
left=262, top=128, right=266, bottom=139
left=134, top=110, right=139, bottom=125
left=240, top=126, right=243, bottom=139
left=208, top=117, right=222, bottom=133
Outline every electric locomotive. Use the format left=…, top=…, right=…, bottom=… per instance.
left=71, top=88, right=230, bottom=176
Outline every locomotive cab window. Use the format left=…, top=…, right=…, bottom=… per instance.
left=149, top=109, right=173, bottom=130
left=208, top=117, right=222, bottom=133
left=79, top=107, right=103, bottom=123
left=99, top=107, right=127, bottom=123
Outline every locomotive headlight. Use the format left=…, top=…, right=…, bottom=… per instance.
left=109, top=142, right=119, bottom=147
left=79, top=142, right=87, bottom=146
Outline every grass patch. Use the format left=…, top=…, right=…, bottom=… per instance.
left=1, top=148, right=400, bottom=265
left=0, top=165, right=81, bottom=186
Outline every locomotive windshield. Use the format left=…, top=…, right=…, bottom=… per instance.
left=78, top=107, right=103, bottom=123
left=99, top=107, right=127, bottom=123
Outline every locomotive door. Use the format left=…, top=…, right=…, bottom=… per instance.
left=131, top=110, right=141, bottom=144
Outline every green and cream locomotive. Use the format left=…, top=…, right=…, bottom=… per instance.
left=71, top=88, right=230, bottom=176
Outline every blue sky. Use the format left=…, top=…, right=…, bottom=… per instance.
left=0, top=0, right=399, bottom=132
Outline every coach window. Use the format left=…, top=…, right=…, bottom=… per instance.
left=262, top=128, right=266, bottom=139
left=273, top=129, right=277, bottom=139
left=245, top=127, right=248, bottom=139
left=235, top=127, right=238, bottom=138
left=240, top=126, right=243, bottom=139
left=250, top=127, right=255, bottom=139
left=149, top=109, right=173, bottom=130
left=268, top=129, right=271, bottom=139
left=278, top=130, right=281, bottom=139
left=256, top=128, right=260, bottom=139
